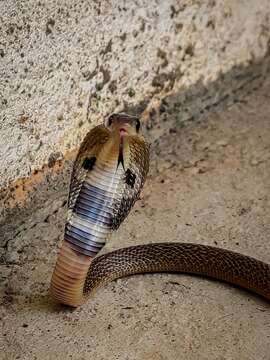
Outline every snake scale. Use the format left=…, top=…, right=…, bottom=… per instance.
left=50, top=113, right=270, bottom=307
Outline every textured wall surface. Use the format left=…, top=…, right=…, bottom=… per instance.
left=1, top=0, right=270, bottom=190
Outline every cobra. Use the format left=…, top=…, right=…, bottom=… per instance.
left=50, top=113, right=270, bottom=307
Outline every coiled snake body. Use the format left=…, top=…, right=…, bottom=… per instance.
left=50, top=113, right=270, bottom=307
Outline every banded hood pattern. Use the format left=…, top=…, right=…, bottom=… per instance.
left=50, top=114, right=150, bottom=306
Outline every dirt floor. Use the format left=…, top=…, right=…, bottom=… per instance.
left=1, top=75, right=270, bottom=359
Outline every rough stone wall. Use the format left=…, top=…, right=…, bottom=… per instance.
left=1, top=0, right=270, bottom=190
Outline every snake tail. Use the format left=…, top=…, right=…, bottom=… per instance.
left=84, top=243, right=270, bottom=301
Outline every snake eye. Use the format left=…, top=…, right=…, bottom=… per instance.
left=135, top=118, right=140, bottom=132
left=106, top=114, right=116, bottom=127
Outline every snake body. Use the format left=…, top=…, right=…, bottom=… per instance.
left=50, top=113, right=270, bottom=307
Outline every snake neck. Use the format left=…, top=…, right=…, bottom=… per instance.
left=50, top=121, right=150, bottom=307
left=50, top=143, right=126, bottom=307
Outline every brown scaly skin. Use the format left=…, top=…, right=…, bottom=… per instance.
left=51, top=113, right=270, bottom=307
left=84, top=243, right=270, bottom=300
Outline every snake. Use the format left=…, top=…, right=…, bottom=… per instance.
left=50, top=113, right=270, bottom=307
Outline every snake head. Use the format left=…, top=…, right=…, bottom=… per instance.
left=104, top=113, right=140, bottom=137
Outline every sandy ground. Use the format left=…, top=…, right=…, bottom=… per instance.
left=1, top=77, right=270, bottom=359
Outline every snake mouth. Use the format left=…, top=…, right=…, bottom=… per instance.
left=119, top=127, right=127, bottom=136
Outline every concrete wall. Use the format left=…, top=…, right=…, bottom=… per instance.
left=1, top=0, right=270, bottom=191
